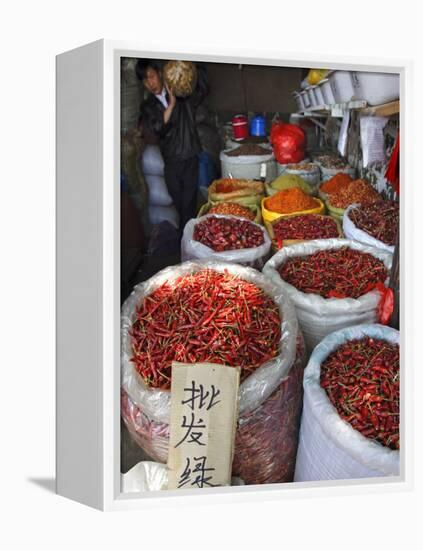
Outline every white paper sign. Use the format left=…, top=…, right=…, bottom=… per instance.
left=167, top=362, right=240, bottom=490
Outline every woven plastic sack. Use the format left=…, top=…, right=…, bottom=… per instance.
left=220, top=150, right=277, bottom=183
left=144, top=174, right=172, bottom=207
left=141, top=145, right=165, bottom=177
left=121, top=260, right=305, bottom=484
left=343, top=204, right=395, bottom=254
left=181, top=214, right=271, bottom=269
left=208, top=179, right=264, bottom=206
left=148, top=205, right=179, bottom=228
left=263, top=239, right=393, bottom=350
left=197, top=201, right=262, bottom=224
left=294, top=323, right=400, bottom=481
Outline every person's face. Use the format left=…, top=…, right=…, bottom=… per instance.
left=143, top=67, right=163, bottom=95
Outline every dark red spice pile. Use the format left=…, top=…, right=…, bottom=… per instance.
left=349, top=200, right=399, bottom=246
left=320, top=337, right=399, bottom=449
left=226, top=144, right=270, bottom=156
left=130, top=269, right=281, bottom=389
left=278, top=246, right=388, bottom=299
left=193, top=216, right=264, bottom=252
left=273, top=214, right=339, bottom=243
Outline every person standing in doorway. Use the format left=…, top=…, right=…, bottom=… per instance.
left=136, top=59, right=208, bottom=233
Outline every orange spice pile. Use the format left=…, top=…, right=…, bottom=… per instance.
left=320, top=173, right=353, bottom=194
left=265, top=187, right=319, bottom=214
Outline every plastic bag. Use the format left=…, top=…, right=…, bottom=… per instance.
left=263, top=239, right=393, bottom=350
left=181, top=214, right=271, bottom=268
left=148, top=205, right=179, bottom=228
left=121, top=460, right=245, bottom=493
left=144, top=174, right=173, bottom=206
left=294, top=323, right=400, bottom=481
left=343, top=204, right=395, bottom=254
left=121, top=260, right=304, bottom=484
left=270, top=122, right=306, bottom=165
left=163, top=60, right=197, bottom=98
left=220, top=150, right=276, bottom=183
left=141, top=145, right=165, bottom=176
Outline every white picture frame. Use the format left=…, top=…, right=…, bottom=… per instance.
left=56, top=39, right=411, bottom=511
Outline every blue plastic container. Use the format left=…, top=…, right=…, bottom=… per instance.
left=198, top=152, right=217, bottom=187
left=250, top=115, right=266, bottom=137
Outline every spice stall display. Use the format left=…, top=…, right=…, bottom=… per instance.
left=294, top=324, right=399, bottom=481
left=263, top=239, right=392, bottom=350
left=197, top=201, right=262, bottom=224
left=324, top=178, right=381, bottom=220
left=181, top=215, right=271, bottom=269
left=343, top=201, right=399, bottom=254
left=208, top=178, right=264, bottom=207
left=220, top=145, right=277, bottom=183
left=268, top=213, right=343, bottom=250
left=121, top=261, right=305, bottom=484
left=262, top=187, right=325, bottom=229
left=265, top=173, right=313, bottom=197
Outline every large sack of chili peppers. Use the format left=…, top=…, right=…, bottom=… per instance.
left=263, top=239, right=392, bottom=350
left=294, top=323, right=399, bottom=480
left=343, top=201, right=399, bottom=254
left=181, top=215, right=271, bottom=269
left=121, top=261, right=306, bottom=484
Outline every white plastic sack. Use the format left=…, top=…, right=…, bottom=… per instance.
left=121, top=461, right=245, bottom=492
left=148, top=205, right=179, bottom=229
left=180, top=214, right=272, bottom=268
left=121, top=260, right=299, bottom=425
left=220, top=149, right=277, bottom=183
left=343, top=204, right=395, bottom=254
left=294, top=323, right=400, bottom=481
left=144, top=174, right=173, bottom=207
left=263, top=239, right=392, bottom=350
left=141, top=145, right=165, bottom=176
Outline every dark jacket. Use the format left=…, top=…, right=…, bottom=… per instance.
left=139, top=65, right=208, bottom=162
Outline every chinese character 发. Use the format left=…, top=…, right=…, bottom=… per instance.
left=174, top=412, right=206, bottom=448
left=182, top=381, right=221, bottom=411
left=178, top=456, right=218, bottom=488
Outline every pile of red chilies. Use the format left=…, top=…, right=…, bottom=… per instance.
left=273, top=214, right=339, bottom=243
left=320, top=337, right=399, bottom=449
left=193, top=216, right=264, bottom=252
left=130, top=269, right=281, bottom=389
left=349, top=200, right=399, bottom=246
left=278, top=246, right=388, bottom=299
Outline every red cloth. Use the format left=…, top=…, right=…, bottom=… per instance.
left=385, top=134, right=400, bottom=195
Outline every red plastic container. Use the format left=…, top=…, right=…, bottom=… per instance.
left=232, top=114, right=248, bottom=141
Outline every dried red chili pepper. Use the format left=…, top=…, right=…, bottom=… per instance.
left=320, top=336, right=399, bottom=450
left=130, top=269, right=281, bottom=389
left=193, top=216, right=264, bottom=252
left=273, top=214, right=340, bottom=243
left=278, top=246, right=388, bottom=299
left=349, top=200, right=399, bottom=246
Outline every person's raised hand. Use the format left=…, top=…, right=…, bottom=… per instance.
left=165, top=82, right=176, bottom=108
